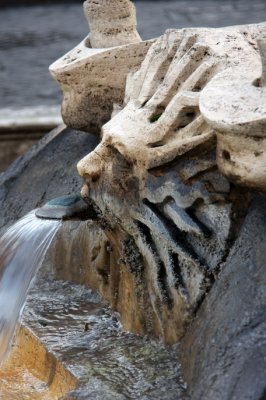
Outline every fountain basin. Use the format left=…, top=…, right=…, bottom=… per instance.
left=0, top=325, right=77, bottom=400
left=0, top=277, right=186, bottom=399
left=0, top=125, right=265, bottom=399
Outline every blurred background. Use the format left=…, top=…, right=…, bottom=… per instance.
left=0, top=0, right=266, bottom=170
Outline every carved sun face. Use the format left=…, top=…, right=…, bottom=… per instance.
left=78, top=25, right=262, bottom=199
left=77, top=26, right=261, bottom=338
left=78, top=30, right=220, bottom=204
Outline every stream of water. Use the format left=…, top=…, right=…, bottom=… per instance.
left=0, top=210, right=60, bottom=364
left=0, top=213, right=187, bottom=398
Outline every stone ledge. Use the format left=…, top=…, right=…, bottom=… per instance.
left=0, top=106, right=63, bottom=171
left=0, top=106, right=63, bottom=133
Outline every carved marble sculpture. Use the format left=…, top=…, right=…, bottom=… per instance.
left=49, top=0, right=153, bottom=133
left=51, top=0, right=266, bottom=342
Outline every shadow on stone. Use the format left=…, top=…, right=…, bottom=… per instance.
left=181, top=194, right=266, bottom=400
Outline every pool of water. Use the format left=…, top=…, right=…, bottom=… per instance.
left=20, top=278, right=187, bottom=399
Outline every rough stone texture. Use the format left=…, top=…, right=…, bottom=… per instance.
left=200, top=32, right=266, bottom=192
left=77, top=22, right=266, bottom=176
left=50, top=0, right=152, bottom=134
left=181, top=194, right=266, bottom=400
left=0, top=134, right=38, bottom=172
left=0, top=125, right=99, bottom=231
left=77, top=136, right=250, bottom=343
left=0, top=325, right=77, bottom=399
left=50, top=39, right=152, bottom=134
left=84, top=0, right=141, bottom=49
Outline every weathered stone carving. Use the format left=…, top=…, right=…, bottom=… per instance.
left=48, top=0, right=266, bottom=343
left=200, top=32, right=266, bottom=192
left=76, top=24, right=266, bottom=341
left=83, top=0, right=141, bottom=48
left=49, top=0, right=153, bottom=133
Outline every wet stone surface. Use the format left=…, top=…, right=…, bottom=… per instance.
left=22, top=279, right=187, bottom=399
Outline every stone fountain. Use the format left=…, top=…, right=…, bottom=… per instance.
left=0, top=1, right=265, bottom=399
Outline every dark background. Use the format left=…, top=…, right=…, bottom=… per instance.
left=0, top=0, right=265, bottom=109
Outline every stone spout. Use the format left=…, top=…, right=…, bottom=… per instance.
left=84, top=0, right=141, bottom=49
left=35, top=194, right=99, bottom=221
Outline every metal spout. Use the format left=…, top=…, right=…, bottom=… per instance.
left=35, top=194, right=98, bottom=221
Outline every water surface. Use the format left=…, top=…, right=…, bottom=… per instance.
left=23, top=279, right=187, bottom=399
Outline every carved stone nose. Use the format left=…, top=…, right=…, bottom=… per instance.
left=77, top=152, right=102, bottom=183
left=77, top=143, right=110, bottom=184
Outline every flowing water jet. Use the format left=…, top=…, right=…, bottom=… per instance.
left=0, top=210, right=61, bottom=364
left=0, top=193, right=95, bottom=365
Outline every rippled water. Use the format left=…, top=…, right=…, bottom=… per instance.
left=0, top=212, right=187, bottom=398
left=23, top=279, right=187, bottom=399
left=0, top=211, right=60, bottom=364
